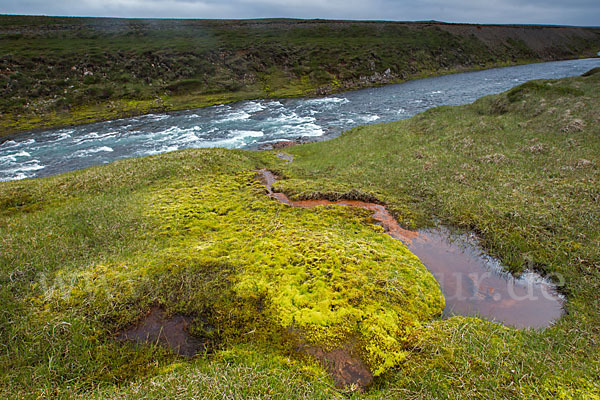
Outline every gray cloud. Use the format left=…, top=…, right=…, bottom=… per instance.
left=1, top=0, right=599, bottom=26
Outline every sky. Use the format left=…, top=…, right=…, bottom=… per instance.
left=1, top=0, right=599, bottom=27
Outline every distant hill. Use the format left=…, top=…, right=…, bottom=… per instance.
left=1, top=15, right=599, bottom=135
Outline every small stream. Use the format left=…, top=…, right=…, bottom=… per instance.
left=1, top=58, right=599, bottom=182
left=258, top=169, right=564, bottom=329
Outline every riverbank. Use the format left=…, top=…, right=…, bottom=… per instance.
left=0, top=61, right=520, bottom=137
left=1, top=70, right=599, bottom=398
left=2, top=58, right=598, bottom=183
left=2, top=15, right=599, bottom=136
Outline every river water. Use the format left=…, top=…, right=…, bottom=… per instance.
left=1, top=58, right=599, bottom=181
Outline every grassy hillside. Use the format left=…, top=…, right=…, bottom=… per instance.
left=1, top=15, right=599, bottom=135
left=1, top=69, right=599, bottom=398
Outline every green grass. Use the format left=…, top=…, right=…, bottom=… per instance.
left=1, top=15, right=599, bottom=135
left=1, top=70, right=600, bottom=398
left=0, top=147, right=442, bottom=397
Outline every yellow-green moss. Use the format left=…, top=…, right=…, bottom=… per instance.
left=50, top=171, right=443, bottom=376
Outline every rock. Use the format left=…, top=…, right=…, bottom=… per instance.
left=257, top=138, right=312, bottom=151
left=272, top=140, right=300, bottom=149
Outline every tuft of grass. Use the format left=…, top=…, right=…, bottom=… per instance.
left=506, top=80, right=584, bottom=103
left=581, top=67, right=600, bottom=77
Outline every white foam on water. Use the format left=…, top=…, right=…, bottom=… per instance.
left=161, top=126, right=185, bottom=135
left=0, top=172, right=28, bottom=182
left=228, top=130, right=264, bottom=140
left=202, top=130, right=265, bottom=148
left=360, top=114, right=380, bottom=122
left=156, top=126, right=205, bottom=145
left=1, top=138, right=35, bottom=148
left=72, top=146, right=114, bottom=158
left=12, top=160, right=45, bottom=172
left=304, top=97, right=349, bottom=105
left=1, top=140, right=17, bottom=148
left=430, top=90, right=443, bottom=94
left=0, top=160, right=45, bottom=181
left=195, top=127, right=219, bottom=139
left=55, top=132, right=72, bottom=141
left=159, top=145, right=180, bottom=153
left=137, top=144, right=180, bottom=157
left=276, top=112, right=316, bottom=125
left=279, top=123, right=324, bottom=137
left=72, top=131, right=118, bottom=144
left=242, top=101, right=266, bottom=113
left=217, top=110, right=251, bottom=123
left=0, top=151, right=31, bottom=163
left=145, top=114, right=170, bottom=121
left=92, top=146, right=114, bottom=153
left=153, top=126, right=196, bottom=142
left=176, top=132, right=200, bottom=144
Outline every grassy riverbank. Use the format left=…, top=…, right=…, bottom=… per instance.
left=1, top=15, right=600, bottom=136
left=1, top=70, right=599, bottom=398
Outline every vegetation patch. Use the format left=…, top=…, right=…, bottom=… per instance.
left=141, top=172, right=442, bottom=377
left=506, top=80, right=584, bottom=103
left=0, top=156, right=443, bottom=394
left=581, top=66, right=600, bottom=77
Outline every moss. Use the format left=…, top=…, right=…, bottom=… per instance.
left=47, top=171, right=443, bottom=377
left=273, top=177, right=383, bottom=203
left=581, top=67, right=600, bottom=77
left=506, top=80, right=584, bottom=103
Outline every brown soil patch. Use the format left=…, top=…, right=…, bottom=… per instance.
left=116, top=307, right=207, bottom=357
left=299, top=342, right=373, bottom=392
left=272, top=140, right=301, bottom=149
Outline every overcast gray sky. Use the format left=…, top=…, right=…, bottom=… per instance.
left=1, top=0, right=599, bottom=26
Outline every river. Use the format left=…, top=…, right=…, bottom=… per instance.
left=1, top=58, right=598, bottom=182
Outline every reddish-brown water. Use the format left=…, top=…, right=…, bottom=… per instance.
left=258, top=169, right=564, bottom=329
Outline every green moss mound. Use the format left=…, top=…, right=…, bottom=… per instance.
left=581, top=67, right=600, bottom=77
left=50, top=171, right=443, bottom=377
